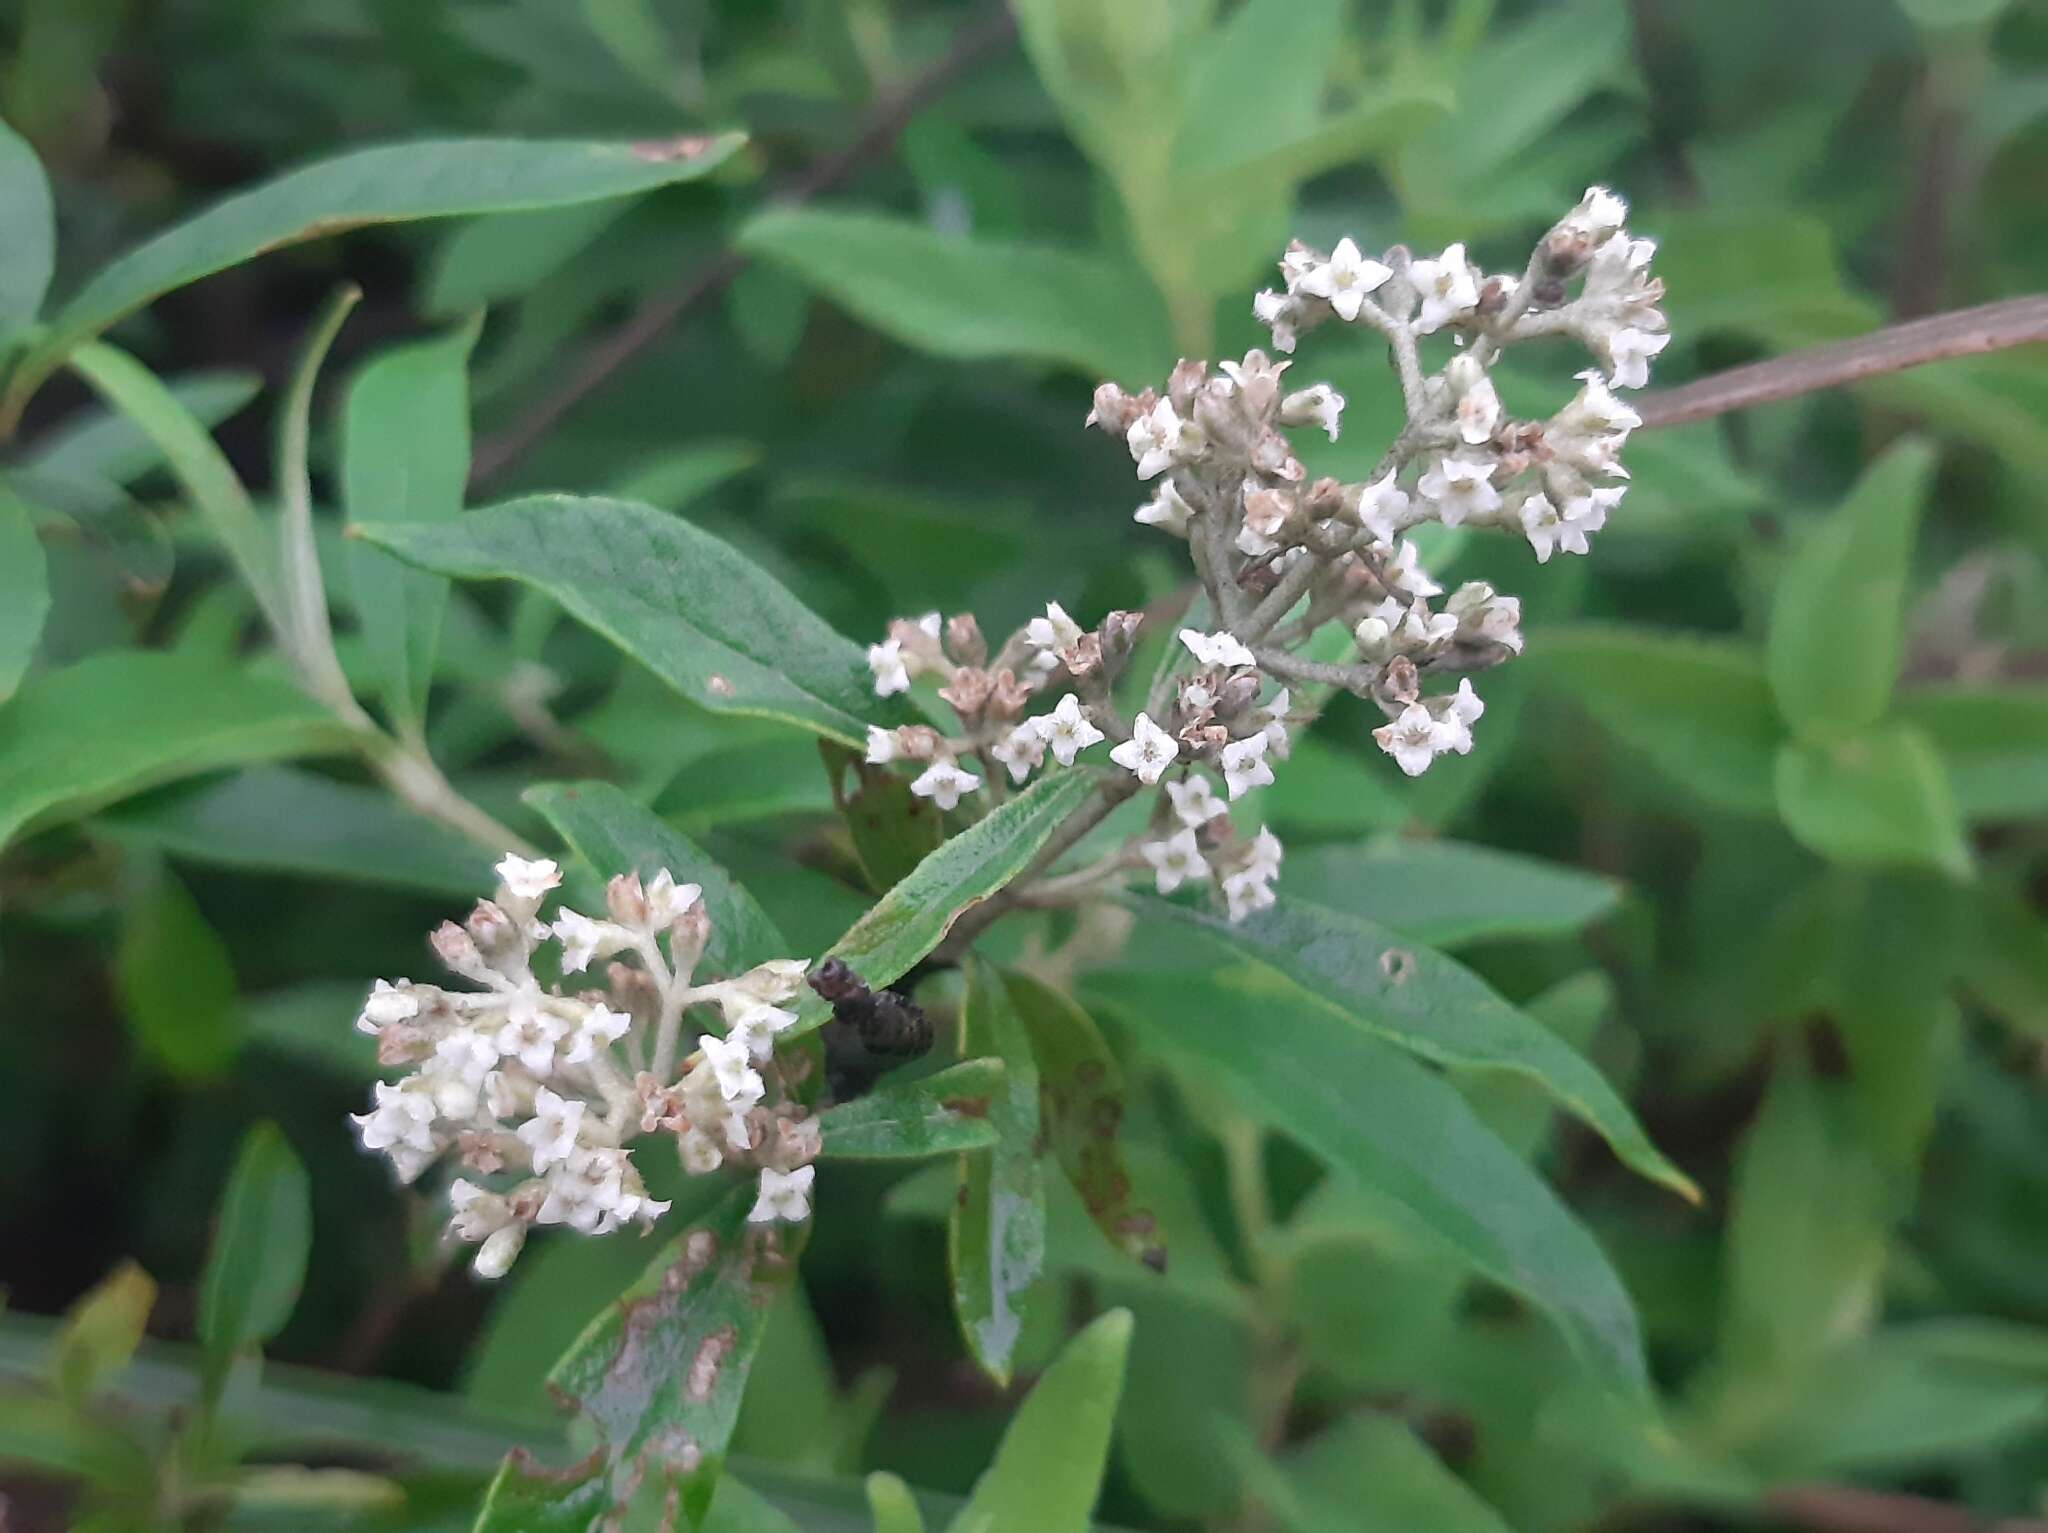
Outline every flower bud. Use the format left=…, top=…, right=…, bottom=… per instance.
left=1097, top=610, right=1143, bottom=676
left=945, top=613, right=987, bottom=669
left=1166, top=357, right=1207, bottom=412
left=937, top=667, right=992, bottom=721
left=431, top=920, right=483, bottom=975
left=474, top=1222, right=527, bottom=1280
left=466, top=899, right=520, bottom=960
left=669, top=902, right=711, bottom=973
left=605, top=872, right=648, bottom=927
left=1214, top=671, right=1263, bottom=720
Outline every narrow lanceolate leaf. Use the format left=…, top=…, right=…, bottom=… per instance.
left=275, top=286, right=362, bottom=708
left=0, top=652, right=353, bottom=850
left=115, top=869, right=244, bottom=1079
left=867, top=1473, right=929, bottom=1533
left=1775, top=725, right=1971, bottom=879
left=1089, top=968, right=1649, bottom=1395
left=96, top=767, right=490, bottom=897
left=0, top=118, right=54, bottom=350
left=1281, top=839, right=1622, bottom=948
left=793, top=770, right=1101, bottom=1036
left=52, top=1262, right=157, bottom=1408
left=1003, top=970, right=1165, bottom=1273
left=1530, top=626, right=1785, bottom=815
left=356, top=496, right=908, bottom=746
left=474, top=1189, right=802, bottom=1532
left=10, top=133, right=746, bottom=417
left=198, top=1123, right=312, bottom=1390
left=1135, top=896, right=1697, bottom=1203
left=0, top=490, right=50, bottom=701
left=24, top=371, right=260, bottom=486
left=68, top=341, right=290, bottom=636
left=945, top=1309, right=1132, bottom=1533
left=950, top=960, right=1049, bottom=1387
left=738, top=209, right=1172, bottom=382
left=1768, top=441, right=1937, bottom=743
left=343, top=320, right=481, bottom=735
left=525, top=781, right=787, bottom=975
left=817, top=1059, right=1004, bottom=1159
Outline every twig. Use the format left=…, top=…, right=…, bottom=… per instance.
left=1763, top=1483, right=2048, bottom=1533
left=1633, top=295, right=2048, bottom=431
left=467, top=5, right=1018, bottom=487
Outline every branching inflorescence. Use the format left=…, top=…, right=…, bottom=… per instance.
left=861, top=186, right=1667, bottom=920
left=351, top=854, right=820, bottom=1278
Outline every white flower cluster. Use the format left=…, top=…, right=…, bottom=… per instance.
left=351, top=854, right=821, bottom=1279
left=855, top=189, right=1662, bottom=918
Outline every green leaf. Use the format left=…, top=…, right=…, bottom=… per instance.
left=1531, top=626, right=1785, bottom=814
left=1004, top=970, right=1164, bottom=1273
left=1775, top=725, right=1971, bottom=877
left=795, top=770, right=1101, bottom=1036
left=1960, top=882, right=2048, bottom=1041
left=1767, top=441, right=1937, bottom=741
left=823, top=742, right=945, bottom=894
left=68, top=340, right=290, bottom=637
left=1231, top=1413, right=1515, bottom=1533
left=944, top=1308, right=1131, bottom=1533
left=866, top=1472, right=928, bottom=1533
left=0, top=652, right=351, bottom=850
left=525, top=780, right=788, bottom=976
left=474, top=1189, right=801, bottom=1531
left=818, top=1059, right=1004, bottom=1159
left=1893, top=684, right=2048, bottom=819
left=275, top=286, right=362, bottom=714
left=356, top=495, right=904, bottom=746
left=52, top=1262, right=156, bottom=1408
left=198, top=1123, right=312, bottom=1390
left=22, top=371, right=259, bottom=486
left=10, top=133, right=746, bottom=417
left=0, top=489, right=49, bottom=701
left=1133, top=896, right=1696, bottom=1202
left=343, top=321, right=481, bottom=735
left=1089, top=967, right=1649, bottom=1394
left=1281, top=838, right=1622, bottom=947
left=114, top=868, right=244, bottom=1080
left=95, top=766, right=489, bottom=896
left=0, top=117, right=54, bottom=349
left=738, top=209, right=1172, bottom=382
left=949, top=960, right=1050, bottom=1387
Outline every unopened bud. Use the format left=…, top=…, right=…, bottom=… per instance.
left=606, top=872, right=649, bottom=927
left=938, top=667, right=992, bottom=720
left=432, top=920, right=483, bottom=974
left=1214, top=672, right=1262, bottom=720
left=475, top=1223, right=527, bottom=1280
left=1167, top=357, right=1207, bottom=412
left=466, top=899, right=519, bottom=958
left=669, top=903, right=711, bottom=972
left=1383, top=655, right=1421, bottom=705
left=1061, top=634, right=1103, bottom=680
left=1097, top=610, right=1143, bottom=676
left=895, top=725, right=943, bottom=761
left=945, top=613, right=986, bottom=669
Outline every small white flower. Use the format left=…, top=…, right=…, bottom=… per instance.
left=1374, top=703, right=1453, bottom=777
left=699, top=1033, right=764, bottom=1109
left=868, top=638, right=910, bottom=696
left=728, top=1003, right=797, bottom=1063
left=1569, top=185, right=1629, bottom=241
left=517, top=1086, right=585, bottom=1173
left=1408, top=243, right=1480, bottom=333
left=430, top=1029, right=497, bottom=1117
left=864, top=726, right=898, bottom=764
left=1378, top=538, right=1441, bottom=599
left=1223, top=868, right=1277, bottom=923
left=1351, top=474, right=1410, bottom=541
left=749, top=1164, right=816, bottom=1225
left=1585, top=233, right=1656, bottom=299
left=1260, top=689, right=1292, bottom=759
left=551, top=908, right=620, bottom=975
left=1244, top=826, right=1283, bottom=882
left=916, top=611, right=942, bottom=642
left=1026, top=601, right=1084, bottom=659
left=357, top=979, right=418, bottom=1033
left=1128, top=399, right=1202, bottom=480
left=1521, top=488, right=1616, bottom=563
left=562, top=1003, right=631, bottom=1066
left=1455, top=374, right=1501, bottom=446
left=643, top=870, right=701, bottom=928
left=1179, top=629, right=1256, bottom=668
left=474, top=1223, right=527, bottom=1279
left=910, top=758, right=981, bottom=812
left=1417, top=455, right=1501, bottom=527
left=1141, top=829, right=1212, bottom=895
left=352, top=1078, right=439, bottom=1155
left=1561, top=368, right=1642, bottom=436
left=1110, top=713, right=1180, bottom=785
left=1038, top=693, right=1105, bottom=766
left=1354, top=611, right=1395, bottom=659
left=1280, top=383, right=1345, bottom=442
left=1166, top=775, right=1229, bottom=828
left=1606, top=327, right=1670, bottom=390
left=495, top=854, right=561, bottom=903
left=494, top=993, right=567, bottom=1076
left=1219, top=733, right=1275, bottom=800
left=1447, top=582, right=1524, bottom=653
left=991, top=721, right=1047, bottom=784
left=1218, top=350, right=1290, bottom=416
left=448, top=1179, right=510, bottom=1241
left=538, top=1145, right=628, bottom=1233
left=1296, top=237, right=1392, bottom=322
left=1252, top=289, right=1299, bottom=353
left=679, top=1128, right=724, bottom=1175
left=1134, top=479, right=1193, bottom=536
left=1436, top=680, right=1486, bottom=756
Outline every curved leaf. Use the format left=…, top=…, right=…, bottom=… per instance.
left=818, top=1059, right=1004, bottom=1160
left=0, top=118, right=53, bottom=350
left=1775, top=725, right=1971, bottom=878
left=356, top=495, right=905, bottom=746
left=10, top=133, right=744, bottom=415
left=199, top=1123, right=311, bottom=1392
left=1132, top=895, right=1696, bottom=1202
left=1893, top=684, right=2048, bottom=820
left=795, top=769, right=1101, bottom=1035
left=0, top=652, right=352, bottom=850
left=1090, top=967, right=1649, bottom=1394
left=1281, top=838, right=1622, bottom=948
left=0, top=489, right=49, bottom=701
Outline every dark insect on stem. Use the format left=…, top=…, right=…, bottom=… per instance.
left=807, top=958, right=934, bottom=1102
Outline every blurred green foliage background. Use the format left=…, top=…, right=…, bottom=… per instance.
left=2, top=0, right=2048, bottom=1530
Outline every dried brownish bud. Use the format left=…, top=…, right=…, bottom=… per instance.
left=1098, top=610, right=1143, bottom=675
left=605, top=871, right=648, bottom=927
left=1061, top=634, right=1103, bottom=680
left=938, top=667, right=992, bottom=720
left=984, top=667, right=1031, bottom=721
left=1166, top=357, right=1208, bottom=412
left=944, top=613, right=987, bottom=669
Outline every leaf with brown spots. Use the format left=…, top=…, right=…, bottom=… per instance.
left=817, top=1058, right=1005, bottom=1159
left=474, top=1189, right=804, bottom=1532
left=1002, top=969, right=1165, bottom=1274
